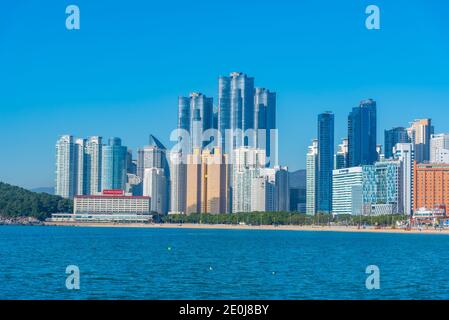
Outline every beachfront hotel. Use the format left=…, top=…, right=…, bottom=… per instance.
left=49, top=189, right=152, bottom=223
left=414, top=163, right=449, bottom=213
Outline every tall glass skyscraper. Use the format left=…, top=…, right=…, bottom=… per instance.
left=218, top=72, right=255, bottom=150
left=102, top=137, right=127, bottom=191
left=317, top=112, right=334, bottom=214
left=255, top=88, right=276, bottom=165
left=178, top=92, right=214, bottom=151
left=348, top=99, right=377, bottom=167
left=178, top=96, right=191, bottom=132
left=384, top=127, right=410, bottom=159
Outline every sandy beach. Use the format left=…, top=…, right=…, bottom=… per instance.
left=43, top=221, right=449, bottom=235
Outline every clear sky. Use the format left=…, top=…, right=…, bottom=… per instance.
left=1, top=0, right=449, bottom=189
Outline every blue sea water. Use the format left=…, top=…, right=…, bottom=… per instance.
left=1, top=225, right=449, bottom=300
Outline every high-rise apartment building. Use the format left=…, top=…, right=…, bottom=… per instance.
left=274, top=166, right=290, bottom=212
left=254, top=88, right=277, bottom=165
left=348, top=99, right=377, bottom=167
left=75, top=138, right=87, bottom=196
left=394, top=143, right=414, bottom=215
left=218, top=72, right=255, bottom=151
left=306, top=139, right=318, bottom=215
left=334, top=138, right=349, bottom=170
left=137, top=135, right=169, bottom=212
left=384, top=127, right=410, bottom=159
left=232, top=147, right=267, bottom=213
left=55, top=135, right=77, bottom=198
left=430, top=133, right=449, bottom=163
left=178, top=92, right=214, bottom=152
left=407, top=119, right=433, bottom=164
left=317, top=112, right=334, bottom=214
left=85, top=136, right=103, bottom=195
left=168, top=151, right=187, bottom=214
left=143, top=167, right=168, bottom=215
left=186, top=148, right=230, bottom=214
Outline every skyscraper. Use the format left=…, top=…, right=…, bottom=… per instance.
left=143, top=167, right=167, bottom=215
left=317, top=112, right=334, bottom=214
left=177, top=92, right=214, bottom=152
left=102, top=137, right=127, bottom=191
left=186, top=148, right=230, bottom=214
left=394, top=143, right=414, bottom=215
left=430, top=133, right=449, bottom=163
left=137, top=135, right=168, bottom=179
left=348, top=99, right=377, bottom=167
left=137, top=134, right=170, bottom=212
left=306, top=139, right=318, bottom=215
left=75, top=138, right=87, bottom=195
left=384, top=127, right=410, bottom=159
left=274, top=166, right=290, bottom=212
left=218, top=72, right=255, bottom=151
left=55, top=135, right=76, bottom=199
left=168, top=151, right=187, bottom=215
left=85, top=136, right=103, bottom=195
left=334, top=138, right=349, bottom=170
left=407, top=119, right=433, bottom=164
left=254, top=88, right=276, bottom=165
left=232, top=147, right=267, bottom=213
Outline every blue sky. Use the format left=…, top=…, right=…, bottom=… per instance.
left=1, top=0, right=449, bottom=188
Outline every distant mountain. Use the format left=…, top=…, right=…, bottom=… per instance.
left=30, top=187, right=54, bottom=195
left=0, top=182, right=72, bottom=220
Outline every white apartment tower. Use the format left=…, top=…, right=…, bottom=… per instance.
left=306, top=139, right=318, bottom=215
left=55, top=135, right=76, bottom=199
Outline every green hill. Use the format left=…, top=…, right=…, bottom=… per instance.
left=0, top=182, right=73, bottom=220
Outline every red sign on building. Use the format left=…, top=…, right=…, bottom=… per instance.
left=102, top=189, right=125, bottom=196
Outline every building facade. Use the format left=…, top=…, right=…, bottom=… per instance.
left=102, top=137, right=127, bottom=191
left=430, top=133, right=449, bottom=163
left=334, top=138, right=349, bottom=170
left=254, top=88, right=277, bottom=165
left=414, top=163, right=449, bottom=213
left=394, top=143, right=414, bottom=215
left=186, top=148, right=230, bottom=214
left=306, top=139, right=318, bottom=215
left=384, top=127, right=410, bottom=160
left=408, top=119, right=433, bottom=164
left=332, top=167, right=365, bottom=215
left=143, top=167, right=168, bottom=215
left=232, top=147, right=267, bottom=213
left=317, top=112, right=334, bottom=214
left=55, top=135, right=77, bottom=198
left=348, top=99, right=377, bottom=167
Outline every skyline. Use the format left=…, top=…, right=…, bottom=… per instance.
left=1, top=0, right=449, bottom=188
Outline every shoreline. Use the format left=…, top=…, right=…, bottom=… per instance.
left=42, top=222, right=449, bottom=235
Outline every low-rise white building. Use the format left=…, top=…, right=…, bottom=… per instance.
left=49, top=190, right=152, bottom=223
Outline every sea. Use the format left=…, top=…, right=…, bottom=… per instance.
left=1, top=225, right=448, bottom=300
